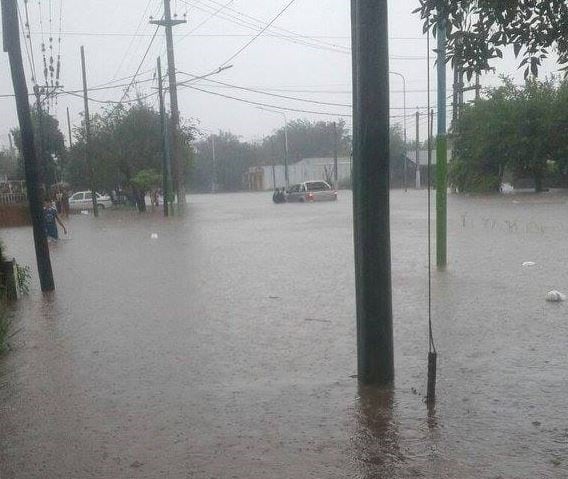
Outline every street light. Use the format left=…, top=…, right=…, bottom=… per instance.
left=258, top=107, right=289, bottom=188
left=389, top=71, right=407, bottom=192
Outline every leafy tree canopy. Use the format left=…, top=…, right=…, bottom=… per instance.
left=414, top=1, right=568, bottom=78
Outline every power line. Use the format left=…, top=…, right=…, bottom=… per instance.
left=177, top=70, right=352, bottom=107
left=21, top=30, right=425, bottom=40
left=197, top=0, right=349, bottom=52
left=218, top=0, right=298, bottom=67
left=22, top=0, right=38, bottom=84
left=176, top=0, right=235, bottom=45
left=119, top=26, right=161, bottom=105
left=112, top=0, right=156, bottom=80
left=17, top=2, right=37, bottom=85
left=177, top=71, right=442, bottom=110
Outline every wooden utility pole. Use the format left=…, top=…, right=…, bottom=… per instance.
left=333, top=121, right=338, bottom=189
left=351, top=0, right=394, bottom=386
left=151, top=1, right=186, bottom=209
left=66, top=107, right=73, bottom=147
left=415, top=110, right=421, bottom=189
left=80, top=46, right=98, bottom=216
left=157, top=57, right=171, bottom=217
left=2, top=0, right=54, bottom=291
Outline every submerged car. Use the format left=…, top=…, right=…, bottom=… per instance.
left=286, top=181, right=337, bottom=202
left=69, top=191, right=113, bottom=211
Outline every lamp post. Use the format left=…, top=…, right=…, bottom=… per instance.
left=389, top=71, right=407, bottom=191
left=258, top=108, right=289, bottom=188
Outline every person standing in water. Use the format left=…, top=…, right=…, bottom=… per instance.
left=43, top=198, right=67, bottom=241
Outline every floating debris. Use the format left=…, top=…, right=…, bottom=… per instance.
left=522, top=261, right=536, bottom=267
left=545, top=291, right=566, bottom=302
left=150, top=233, right=159, bottom=240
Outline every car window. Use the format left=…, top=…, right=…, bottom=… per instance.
left=71, top=193, right=84, bottom=201
left=288, top=185, right=300, bottom=193
left=85, top=192, right=93, bottom=200
left=307, top=182, right=330, bottom=192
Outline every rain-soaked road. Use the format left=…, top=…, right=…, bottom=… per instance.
left=1, top=190, right=567, bottom=478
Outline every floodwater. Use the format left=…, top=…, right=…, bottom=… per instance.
left=0, top=190, right=567, bottom=478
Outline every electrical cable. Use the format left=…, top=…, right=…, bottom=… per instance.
left=176, top=0, right=235, bottom=45
left=17, top=3, right=37, bottom=86
left=178, top=83, right=412, bottom=119
left=112, top=0, right=156, bottom=80
left=22, top=0, right=38, bottom=84
left=179, top=0, right=348, bottom=56
left=197, top=0, right=349, bottom=52
left=218, top=0, right=298, bottom=67
left=177, top=70, right=352, bottom=107
left=118, top=25, right=160, bottom=105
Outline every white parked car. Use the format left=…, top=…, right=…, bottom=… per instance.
left=69, top=191, right=113, bottom=211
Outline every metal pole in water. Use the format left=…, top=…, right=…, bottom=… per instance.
left=351, top=0, right=394, bottom=386
left=436, top=17, right=448, bottom=268
left=157, top=57, right=170, bottom=217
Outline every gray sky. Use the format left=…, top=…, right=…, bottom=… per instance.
left=0, top=0, right=561, bottom=149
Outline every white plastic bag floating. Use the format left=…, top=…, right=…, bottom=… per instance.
left=150, top=233, right=159, bottom=240
left=522, top=261, right=536, bottom=267
left=545, top=290, right=566, bottom=302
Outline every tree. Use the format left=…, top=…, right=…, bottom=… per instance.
left=190, top=131, right=259, bottom=192
left=131, top=169, right=161, bottom=212
left=0, top=147, right=20, bottom=180
left=12, top=108, right=66, bottom=187
left=66, top=102, right=194, bottom=208
left=414, top=1, right=568, bottom=78
left=262, top=119, right=351, bottom=162
left=450, top=78, right=559, bottom=192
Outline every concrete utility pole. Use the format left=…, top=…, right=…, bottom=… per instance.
left=211, top=135, right=217, bottom=193
left=66, top=107, right=73, bottom=147
left=415, top=110, right=421, bottom=189
left=80, top=46, right=98, bottom=217
left=33, top=86, right=45, bottom=187
left=333, top=121, right=338, bottom=189
left=351, top=0, right=394, bottom=386
left=436, top=18, right=448, bottom=268
left=157, top=57, right=171, bottom=217
left=151, top=0, right=186, bottom=209
left=2, top=0, right=54, bottom=291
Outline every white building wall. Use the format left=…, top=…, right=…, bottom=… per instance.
left=260, top=158, right=352, bottom=190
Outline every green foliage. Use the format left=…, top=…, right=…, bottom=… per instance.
left=414, top=1, right=568, bottom=79
left=451, top=77, right=567, bottom=193
left=15, top=264, right=31, bottom=296
left=0, top=147, right=20, bottom=179
left=131, top=169, right=162, bottom=193
left=263, top=119, right=351, bottom=161
left=191, top=131, right=260, bottom=192
left=65, top=103, right=194, bottom=194
left=0, top=307, right=10, bottom=355
left=12, top=108, right=66, bottom=186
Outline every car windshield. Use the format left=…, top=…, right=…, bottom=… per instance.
left=307, top=182, right=330, bottom=192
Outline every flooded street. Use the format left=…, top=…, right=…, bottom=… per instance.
left=1, top=190, right=567, bottom=478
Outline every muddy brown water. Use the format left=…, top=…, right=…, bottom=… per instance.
left=0, top=190, right=567, bottom=478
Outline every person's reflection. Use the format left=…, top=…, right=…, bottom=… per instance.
left=353, top=385, right=402, bottom=477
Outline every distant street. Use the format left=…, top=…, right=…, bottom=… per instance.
left=0, top=190, right=567, bottom=478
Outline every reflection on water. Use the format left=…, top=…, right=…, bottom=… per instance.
left=353, top=386, right=401, bottom=477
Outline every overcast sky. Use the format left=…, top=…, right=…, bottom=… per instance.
left=0, top=0, right=561, bottom=149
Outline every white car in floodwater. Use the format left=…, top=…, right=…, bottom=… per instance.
left=69, top=191, right=113, bottom=211
left=286, top=181, right=338, bottom=202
